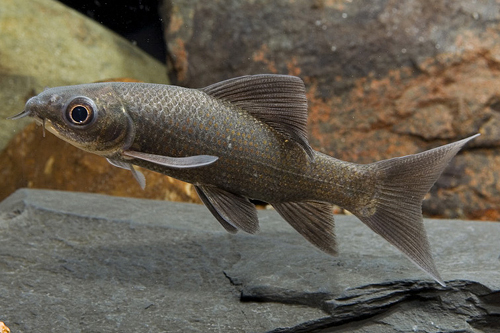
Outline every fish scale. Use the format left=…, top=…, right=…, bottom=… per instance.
left=14, top=74, right=479, bottom=286
left=115, top=84, right=315, bottom=202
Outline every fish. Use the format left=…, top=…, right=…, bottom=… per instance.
left=11, top=74, right=479, bottom=286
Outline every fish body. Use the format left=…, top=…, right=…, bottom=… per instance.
left=14, top=75, right=478, bottom=285
left=115, top=83, right=369, bottom=206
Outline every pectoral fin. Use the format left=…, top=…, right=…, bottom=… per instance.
left=271, top=201, right=337, bottom=255
left=195, top=185, right=259, bottom=234
left=123, top=151, right=218, bottom=169
left=106, top=158, right=146, bottom=190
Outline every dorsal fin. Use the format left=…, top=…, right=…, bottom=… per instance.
left=200, top=74, right=314, bottom=159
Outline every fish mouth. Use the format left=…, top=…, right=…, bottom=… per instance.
left=7, top=108, right=32, bottom=120
left=8, top=96, right=50, bottom=137
left=8, top=95, right=40, bottom=120
left=9, top=108, right=50, bottom=137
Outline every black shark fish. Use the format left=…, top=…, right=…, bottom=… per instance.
left=12, top=74, right=479, bottom=285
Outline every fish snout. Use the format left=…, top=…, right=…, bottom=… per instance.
left=9, top=96, right=52, bottom=137
left=9, top=95, right=48, bottom=120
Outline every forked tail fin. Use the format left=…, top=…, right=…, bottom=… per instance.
left=355, top=134, right=479, bottom=286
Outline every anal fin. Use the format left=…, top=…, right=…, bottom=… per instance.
left=271, top=201, right=336, bottom=255
left=195, top=186, right=259, bottom=234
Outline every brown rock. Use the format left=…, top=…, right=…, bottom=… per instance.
left=0, top=322, right=10, bottom=333
left=161, top=0, right=500, bottom=220
left=0, top=123, right=201, bottom=204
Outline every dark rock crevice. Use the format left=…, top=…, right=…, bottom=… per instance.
left=251, top=281, right=497, bottom=332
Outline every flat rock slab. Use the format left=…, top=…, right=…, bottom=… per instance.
left=0, top=189, right=499, bottom=332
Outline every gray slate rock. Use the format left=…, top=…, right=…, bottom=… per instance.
left=0, top=189, right=499, bottom=332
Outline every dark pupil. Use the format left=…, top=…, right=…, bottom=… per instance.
left=72, top=106, right=89, bottom=123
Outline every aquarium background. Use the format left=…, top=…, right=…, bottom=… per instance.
left=1, top=0, right=499, bottom=220
left=58, top=0, right=166, bottom=62
left=1, top=1, right=500, bottom=332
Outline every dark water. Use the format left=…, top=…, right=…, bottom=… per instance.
left=58, top=0, right=166, bottom=62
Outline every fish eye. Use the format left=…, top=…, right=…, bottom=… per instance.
left=65, top=97, right=96, bottom=126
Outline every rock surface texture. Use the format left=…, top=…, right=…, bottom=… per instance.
left=0, top=124, right=201, bottom=204
left=162, top=0, right=500, bottom=220
left=0, top=189, right=499, bottom=332
left=0, top=0, right=168, bottom=151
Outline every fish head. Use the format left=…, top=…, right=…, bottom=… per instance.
left=16, top=83, right=134, bottom=156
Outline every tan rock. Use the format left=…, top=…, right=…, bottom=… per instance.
left=0, top=0, right=168, bottom=151
left=0, top=322, right=9, bottom=333
left=0, top=123, right=201, bottom=204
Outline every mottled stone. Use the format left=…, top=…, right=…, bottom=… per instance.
left=0, top=322, right=10, bottom=333
left=0, top=189, right=499, bottom=332
left=0, top=0, right=168, bottom=151
left=161, top=0, right=500, bottom=220
left=0, top=123, right=200, bottom=204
